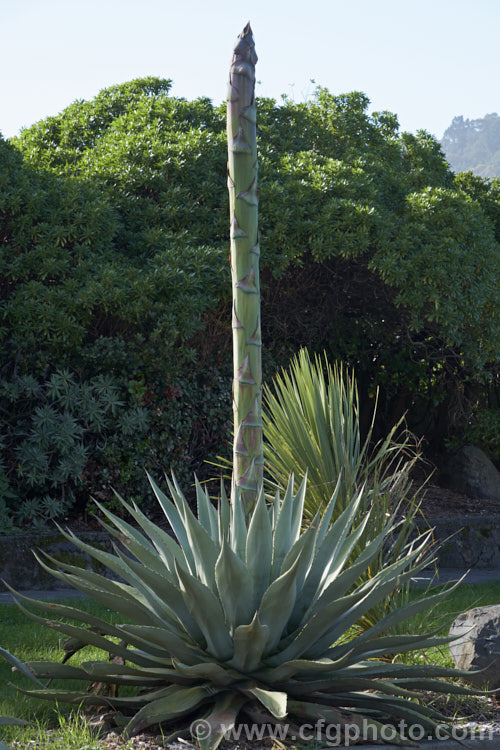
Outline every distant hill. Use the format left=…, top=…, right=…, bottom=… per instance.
left=441, top=113, right=500, bottom=178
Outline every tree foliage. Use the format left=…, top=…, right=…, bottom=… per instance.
left=1, top=77, right=499, bottom=526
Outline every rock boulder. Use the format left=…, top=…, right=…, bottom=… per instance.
left=440, top=446, right=500, bottom=502
left=449, top=604, right=500, bottom=689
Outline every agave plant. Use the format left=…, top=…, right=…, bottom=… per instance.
left=4, top=23, right=479, bottom=749
left=5, top=477, right=478, bottom=746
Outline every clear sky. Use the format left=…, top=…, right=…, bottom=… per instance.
left=2, top=0, right=499, bottom=141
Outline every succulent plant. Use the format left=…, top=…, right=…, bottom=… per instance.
left=4, top=24, right=480, bottom=750
left=6, top=477, right=478, bottom=747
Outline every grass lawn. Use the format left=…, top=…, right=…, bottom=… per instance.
left=1, top=581, right=500, bottom=748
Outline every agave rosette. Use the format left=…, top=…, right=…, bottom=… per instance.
left=6, top=474, right=477, bottom=747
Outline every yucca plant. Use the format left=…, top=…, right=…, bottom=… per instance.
left=263, top=348, right=425, bottom=635
left=263, top=348, right=416, bottom=521
left=4, top=477, right=478, bottom=746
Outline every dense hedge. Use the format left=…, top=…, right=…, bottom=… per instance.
left=1, top=77, right=498, bottom=528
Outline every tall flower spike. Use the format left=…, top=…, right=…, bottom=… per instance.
left=227, top=23, right=263, bottom=515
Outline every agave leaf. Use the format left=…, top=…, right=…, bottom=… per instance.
left=294, top=485, right=366, bottom=624
left=314, top=474, right=342, bottom=546
left=123, top=685, right=212, bottom=737
left=1, top=584, right=144, bottom=642
left=346, top=633, right=458, bottom=662
left=171, top=659, right=240, bottom=686
left=195, top=477, right=219, bottom=541
left=243, top=686, right=287, bottom=719
left=258, top=557, right=300, bottom=654
left=396, top=678, right=485, bottom=695
left=218, top=479, right=231, bottom=539
left=303, top=562, right=434, bottom=660
left=288, top=699, right=412, bottom=747
left=148, top=473, right=196, bottom=573
left=279, top=511, right=319, bottom=602
left=268, top=583, right=382, bottom=665
left=175, top=561, right=233, bottom=661
left=0, top=648, right=45, bottom=687
left=271, top=474, right=294, bottom=578
left=178, top=496, right=220, bottom=592
left=284, top=676, right=421, bottom=699
left=14, top=601, right=166, bottom=668
left=298, top=522, right=390, bottom=625
left=0, top=717, right=31, bottom=726
left=117, top=624, right=205, bottom=665
left=230, top=488, right=247, bottom=560
left=121, top=498, right=192, bottom=575
left=111, top=546, right=194, bottom=632
left=351, top=661, right=483, bottom=679
left=215, top=538, right=254, bottom=628
left=12, top=687, right=147, bottom=709
left=196, top=476, right=213, bottom=533
left=24, top=662, right=90, bottom=681
left=196, top=692, right=247, bottom=750
left=52, top=524, right=141, bottom=582
left=256, top=652, right=353, bottom=682
left=345, top=574, right=462, bottom=654
left=32, top=553, right=164, bottom=628
left=290, top=473, right=307, bottom=543
left=321, top=511, right=371, bottom=585
left=81, top=661, right=193, bottom=686
left=99, top=517, right=180, bottom=577
left=270, top=487, right=280, bottom=529
left=230, top=612, right=269, bottom=672
left=113, top=546, right=204, bottom=641
left=245, top=485, right=272, bottom=608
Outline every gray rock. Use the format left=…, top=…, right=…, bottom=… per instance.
left=449, top=604, right=500, bottom=689
left=440, top=446, right=500, bottom=502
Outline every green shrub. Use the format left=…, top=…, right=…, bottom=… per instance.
left=2, top=77, right=499, bottom=525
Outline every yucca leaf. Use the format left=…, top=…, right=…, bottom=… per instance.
left=175, top=561, right=233, bottom=661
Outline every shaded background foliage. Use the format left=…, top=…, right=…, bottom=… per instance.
left=1, top=77, right=499, bottom=528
